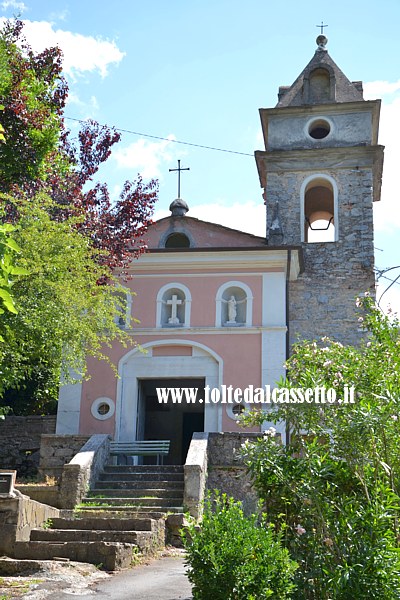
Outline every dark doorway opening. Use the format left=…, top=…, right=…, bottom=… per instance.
left=138, top=378, right=205, bottom=464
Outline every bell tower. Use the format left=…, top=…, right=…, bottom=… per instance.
left=255, top=35, right=384, bottom=345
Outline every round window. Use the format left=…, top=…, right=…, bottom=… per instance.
left=97, top=403, right=110, bottom=416
left=232, top=404, right=246, bottom=416
left=308, top=118, right=331, bottom=140
left=226, top=402, right=248, bottom=421
left=91, top=397, right=115, bottom=421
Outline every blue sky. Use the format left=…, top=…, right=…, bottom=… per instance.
left=1, top=0, right=400, bottom=312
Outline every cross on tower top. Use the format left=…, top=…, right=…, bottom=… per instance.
left=169, top=160, right=190, bottom=199
left=316, top=21, right=328, bottom=34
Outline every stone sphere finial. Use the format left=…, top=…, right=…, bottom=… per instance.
left=169, top=198, right=189, bottom=217
left=316, top=34, right=328, bottom=51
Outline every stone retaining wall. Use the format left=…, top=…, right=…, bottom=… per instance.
left=59, top=434, right=111, bottom=509
left=206, top=432, right=260, bottom=515
left=0, top=416, right=56, bottom=479
left=0, top=491, right=59, bottom=556
left=38, top=434, right=90, bottom=480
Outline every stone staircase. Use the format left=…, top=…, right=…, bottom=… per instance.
left=12, top=465, right=185, bottom=570
left=79, top=464, right=185, bottom=514
left=13, top=515, right=164, bottom=570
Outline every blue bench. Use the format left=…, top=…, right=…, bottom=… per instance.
left=110, top=440, right=170, bottom=465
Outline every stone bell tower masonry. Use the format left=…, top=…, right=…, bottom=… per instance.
left=255, top=35, right=384, bottom=346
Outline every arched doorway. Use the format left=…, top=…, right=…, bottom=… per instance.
left=115, top=341, right=222, bottom=464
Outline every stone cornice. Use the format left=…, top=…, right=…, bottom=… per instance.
left=258, top=100, right=381, bottom=147
left=126, top=248, right=303, bottom=280
left=255, top=145, right=384, bottom=201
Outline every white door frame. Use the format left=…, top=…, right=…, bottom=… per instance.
left=115, top=340, right=223, bottom=441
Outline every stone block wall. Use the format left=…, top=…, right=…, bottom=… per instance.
left=265, top=168, right=375, bottom=346
left=58, top=434, right=111, bottom=509
left=288, top=277, right=372, bottom=346
left=266, top=169, right=375, bottom=259
left=38, top=434, right=90, bottom=480
left=0, top=492, right=59, bottom=555
left=206, top=433, right=260, bottom=515
left=0, top=416, right=56, bottom=479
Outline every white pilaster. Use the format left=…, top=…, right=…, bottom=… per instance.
left=56, top=380, right=82, bottom=433
left=261, top=272, right=287, bottom=440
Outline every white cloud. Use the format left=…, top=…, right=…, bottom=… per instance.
left=66, top=91, right=99, bottom=117
left=1, top=0, right=27, bottom=12
left=14, top=19, right=125, bottom=78
left=364, top=80, right=400, bottom=98
left=113, top=136, right=178, bottom=179
left=48, top=9, right=69, bottom=23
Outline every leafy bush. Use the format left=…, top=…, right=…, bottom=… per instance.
left=182, top=492, right=297, bottom=600
left=242, top=434, right=400, bottom=599
left=240, top=297, right=400, bottom=599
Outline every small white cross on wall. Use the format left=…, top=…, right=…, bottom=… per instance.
left=167, top=294, right=182, bottom=324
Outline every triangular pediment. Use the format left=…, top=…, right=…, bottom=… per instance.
left=277, top=43, right=364, bottom=107
left=146, top=215, right=266, bottom=250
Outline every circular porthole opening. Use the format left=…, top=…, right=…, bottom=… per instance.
left=97, top=403, right=110, bottom=416
left=308, top=119, right=331, bottom=140
left=91, top=397, right=115, bottom=421
left=232, top=404, right=246, bottom=417
left=227, top=402, right=248, bottom=421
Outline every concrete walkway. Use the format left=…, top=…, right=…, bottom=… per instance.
left=44, top=556, right=193, bottom=600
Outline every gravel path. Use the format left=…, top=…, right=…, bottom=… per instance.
left=21, top=553, right=192, bottom=600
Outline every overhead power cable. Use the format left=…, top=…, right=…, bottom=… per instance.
left=65, top=116, right=254, bottom=157
left=374, top=265, right=400, bottom=307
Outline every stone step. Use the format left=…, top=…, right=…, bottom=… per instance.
left=77, top=505, right=184, bottom=514
left=103, top=465, right=184, bottom=474
left=50, top=517, right=158, bottom=532
left=68, top=509, right=169, bottom=519
left=99, top=472, right=184, bottom=482
left=13, top=541, right=135, bottom=571
left=81, top=496, right=183, bottom=508
left=94, top=480, right=184, bottom=490
left=30, top=528, right=154, bottom=551
left=88, top=488, right=183, bottom=499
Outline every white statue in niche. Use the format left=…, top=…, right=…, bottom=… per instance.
left=227, top=295, right=237, bottom=322
left=166, top=294, right=183, bottom=324
left=222, top=294, right=245, bottom=324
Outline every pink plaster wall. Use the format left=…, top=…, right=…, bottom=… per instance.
left=79, top=332, right=262, bottom=435
left=76, top=215, right=279, bottom=438
left=129, top=274, right=263, bottom=328
left=146, top=216, right=266, bottom=248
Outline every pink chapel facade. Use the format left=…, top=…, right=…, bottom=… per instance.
left=55, top=36, right=383, bottom=462
left=56, top=214, right=303, bottom=463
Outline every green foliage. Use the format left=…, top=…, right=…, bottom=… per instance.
left=182, top=492, right=297, bottom=600
left=0, top=104, right=4, bottom=142
left=243, top=434, right=400, bottom=599
left=0, top=20, right=67, bottom=186
left=0, top=222, right=28, bottom=320
left=42, top=518, right=53, bottom=530
left=0, top=20, right=155, bottom=413
left=241, top=297, right=400, bottom=598
left=0, top=195, right=130, bottom=410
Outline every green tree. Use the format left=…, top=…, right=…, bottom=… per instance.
left=0, top=20, right=67, bottom=186
left=0, top=195, right=129, bottom=413
left=0, top=19, right=156, bottom=412
left=241, top=297, right=400, bottom=599
left=0, top=19, right=156, bottom=276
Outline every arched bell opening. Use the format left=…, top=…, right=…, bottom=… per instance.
left=302, top=177, right=337, bottom=243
